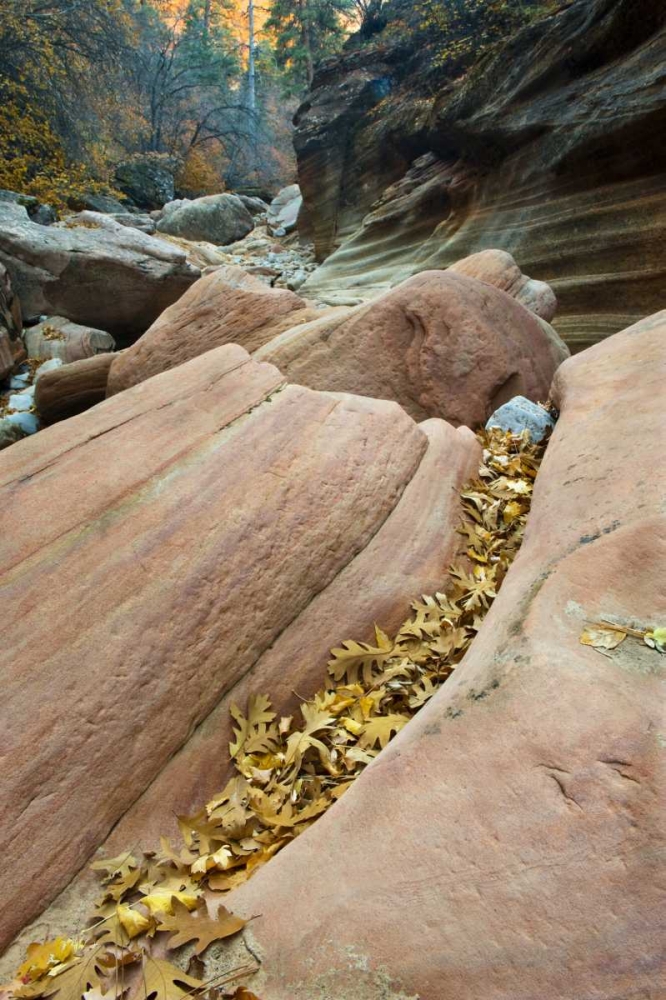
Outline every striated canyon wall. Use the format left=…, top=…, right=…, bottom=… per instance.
left=295, top=0, right=666, bottom=350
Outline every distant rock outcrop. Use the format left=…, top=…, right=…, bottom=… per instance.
left=295, top=0, right=666, bottom=349
left=114, top=153, right=179, bottom=209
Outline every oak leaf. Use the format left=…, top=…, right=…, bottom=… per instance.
left=136, top=957, right=203, bottom=1000
left=358, top=714, right=409, bottom=749
left=156, top=898, right=246, bottom=956
left=328, top=625, right=394, bottom=684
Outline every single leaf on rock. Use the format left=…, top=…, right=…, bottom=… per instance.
left=116, top=904, right=153, bottom=940
left=580, top=626, right=627, bottom=650
left=229, top=695, right=276, bottom=760
left=16, top=947, right=107, bottom=1000
left=156, top=898, right=246, bottom=956
left=140, top=889, right=199, bottom=916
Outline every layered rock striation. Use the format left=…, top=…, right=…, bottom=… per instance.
left=296, top=0, right=666, bottom=349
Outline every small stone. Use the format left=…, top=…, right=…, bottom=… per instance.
left=486, top=395, right=555, bottom=442
left=8, top=390, right=34, bottom=412
left=287, top=270, right=307, bottom=291
left=5, top=409, right=39, bottom=434
left=35, top=358, right=64, bottom=380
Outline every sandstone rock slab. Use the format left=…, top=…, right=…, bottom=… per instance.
left=106, top=267, right=313, bottom=396
left=447, top=249, right=557, bottom=322
left=0, top=344, right=428, bottom=951
left=34, top=353, right=116, bottom=425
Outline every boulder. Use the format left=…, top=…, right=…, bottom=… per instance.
left=106, top=266, right=317, bottom=396
left=114, top=153, right=178, bottom=209
left=155, top=193, right=254, bottom=245
left=238, top=194, right=269, bottom=216
left=34, top=353, right=115, bottom=425
left=258, top=270, right=568, bottom=425
left=0, top=262, right=25, bottom=381
left=23, top=316, right=115, bottom=364
left=212, top=310, right=666, bottom=1000
left=0, top=201, right=29, bottom=224
left=266, top=184, right=302, bottom=235
left=447, top=249, right=557, bottom=322
left=0, top=214, right=199, bottom=338
left=0, top=342, right=431, bottom=949
left=66, top=210, right=155, bottom=234
left=486, top=395, right=555, bottom=442
left=73, top=192, right=127, bottom=214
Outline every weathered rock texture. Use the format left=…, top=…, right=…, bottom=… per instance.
left=205, top=310, right=666, bottom=1000
left=0, top=414, right=480, bottom=973
left=0, top=343, right=463, bottom=952
left=23, top=316, right=115, bottom=363
left=0, top=262, right=24, bottom=380
left=34, top=353, right=116, bottom=425
left=258, top=270, right=567, bottom=424
left=296, top=0, right=666, bottom=349
left=106, top=267, right=320, bottom=395
left=0, top=215, right=198, bottom=338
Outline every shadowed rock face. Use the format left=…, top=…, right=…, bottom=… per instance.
left=296, top=0, right=666, bottom=350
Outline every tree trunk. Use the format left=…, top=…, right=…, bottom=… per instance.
left=248, top=0, right=256, bottom=112
left=298, top=0, right=315, bottom=86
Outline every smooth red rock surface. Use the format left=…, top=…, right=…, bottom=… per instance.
left=106, top=267, right=310, bottom=395
left=258, top=270, right=568, bottom=425
left=0, top=417, right=481, bottom=974
left=213, top=312, right=666, bottom=999
left=0, top=344, right=428, bottom=951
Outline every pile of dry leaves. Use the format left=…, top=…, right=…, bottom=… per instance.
left=7, top=428, right=547, bottom=1000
